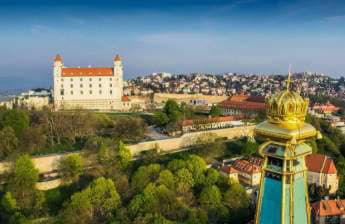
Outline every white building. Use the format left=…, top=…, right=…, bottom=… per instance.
left=53, top=54, right=130, bottom=111
left=0, top=89, right=51, bottom=110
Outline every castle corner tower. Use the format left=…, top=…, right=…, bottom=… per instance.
left=254, top=72, right=321, bottom=224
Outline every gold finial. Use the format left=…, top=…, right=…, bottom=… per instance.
left=265, top=64, right=311, bottom=128
left=285, top=64, right=292, bottom=91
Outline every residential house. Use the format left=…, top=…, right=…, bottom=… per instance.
left=311, top=199, right=345, bottom=224
left=305, top=154, right=339, bottom=194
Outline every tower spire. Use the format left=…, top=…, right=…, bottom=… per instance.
left=286, top=64, right=292, bottom=91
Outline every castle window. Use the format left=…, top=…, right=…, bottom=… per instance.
left=99, top=84, right=102, bottom=88
left=70, top=78, right=73, bottom=81
left=99, top=90, right=102, bottom=94
left=89, top=78, right=92, bottom=81
left=99, top=78, right=102, bottom=81
left=80, top=90, right=83, bottom=95
left=60, top=89, right=64, bottom=96
left=110, top=84, right=112, bottom=87
left=110, top=78, right=112, bottom=81
left=80, top=78, right=83, bottom=81
left=70, top=84, right=73, bottom=88
left=70, top=91, right=73, bottom=95
left=61, top=78, right=64, bottom=82
left=89, top=84, right=92, bottom=88
left=61, top=84, right=63, bottom=88
left=80, top=84, right=83, bottom=88
left=89, top=90, right=92, bottom=94
left=110, top=90, right=112, bottom=94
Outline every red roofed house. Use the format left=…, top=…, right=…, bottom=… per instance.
left=311, top=199, right=345, bottom=224
left=220, top=157, right=264, bottom=187
left=312, top=102, right=340, bottom=115
left=53, top=54, right=129, bottom=111
left=306, top=154, right=339, bottom=194
left=179, top=115, right=243, bottom=133
left=219, top=166, right=239, bottom=182
left=218, top=95, right=266, bottom=116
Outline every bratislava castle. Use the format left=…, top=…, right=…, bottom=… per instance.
left=53, top=54, right=129, bottom=111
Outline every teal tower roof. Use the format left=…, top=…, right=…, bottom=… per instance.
left=254, top=71, right=321, bottom=224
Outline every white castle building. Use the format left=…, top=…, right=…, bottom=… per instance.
left=53, top=54, right=131, bottom=111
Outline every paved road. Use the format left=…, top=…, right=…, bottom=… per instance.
left=146, top=126, right=171, bottom=140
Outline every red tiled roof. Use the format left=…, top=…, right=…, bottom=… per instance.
left=218, top=95, right=266, bottom=111
left=122, top=96, right=130, bottom=102
left=248, top=157, right=264, bottom=167
left=218, top=100, right=266, bottom=110
left=312, top=200, right=345, bottom=217
left=180, top=115, right=243, bottom=126
left=61, top=68, right=113, bottom=77
left=220, top=166, right=239, bottom=174
left=233, top=159, right=261, bottom=174
left=229, top=95, right=265, bottom=103
left=114, top=54, right=121, bottom=61
left=313, top=103, right=340, bottom=113
left=54, top=54, right=62, bottom=62
left=305, top=154, right=337, bottom=174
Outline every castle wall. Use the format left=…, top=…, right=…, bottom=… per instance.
left=153, top=93, right=228, bottom=104
left=0, top=126, right=254, bottom=175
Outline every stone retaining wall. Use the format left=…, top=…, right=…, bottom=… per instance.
left=0, top=126, right=254, bottom=190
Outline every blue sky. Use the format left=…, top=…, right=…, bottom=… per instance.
left=1, top=0, right=345, bottom=89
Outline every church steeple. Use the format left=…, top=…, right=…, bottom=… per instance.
left=254, top=70, right=322, bottom=224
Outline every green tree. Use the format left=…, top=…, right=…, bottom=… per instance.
left=167, top=159, right=186, bottom=172
left=60, top=189, right=93, bottom=224
left=0, top=109, right=29, bottom=138
left=133, top=213, right=172, bottom=224
left=7, top=154, right=39, bottom=212
left=112, top=116, right=147, bottom=142
left=185, top=208, right=208, bottom=224
left=131, top=164, right=161, bottom=191
left=0, top=126, right=18, bottom=158
left=175, top=168, right=194, bottom=193
left=60, top=177, right=121, bottom=224
left=118, top=140, right=131, bottom=169
left=317, top=135, right=340, bottom=156
left=203, top=168, right=220, bottom=187
left=224, top=182, right=251, bottom=223
left=209, top=105, right=221, bottom=117
left=19, top=126, right=46, bottom=154
left=224, top=182, right=250, bottom=210
left=58, top=154, right=84, bottom=184
left=199, top=185, right=222, bottom=209
left=129, top=183, right=178, bottom=221
left=1, top=192, right=18, bottom=218
left=242, top=139, right=258, bottom=156
left=306, top=140, right=318, bottom=154
left=153, top=112, right=169, bottom=127
left=163, top=99, right=182, bottom=122
left=97, top=143, right=116, bottom=165
left=157, top=170, right=175, bottom=188
left=89, top=177, right=121, bottom=221
left=186, top=155, right=206, bottom=184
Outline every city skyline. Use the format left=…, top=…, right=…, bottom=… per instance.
left=1, top=0, right=345, bottom=90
